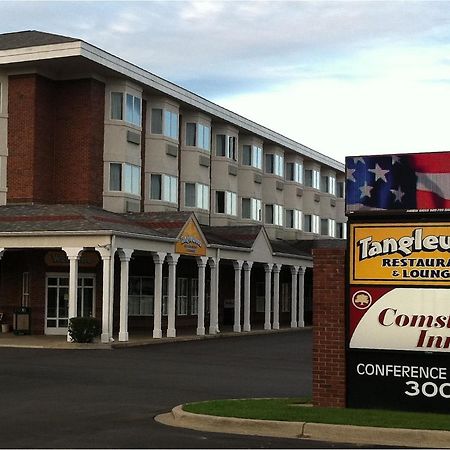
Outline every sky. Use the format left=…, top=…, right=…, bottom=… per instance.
left=1, top=0, right=450, bottom=164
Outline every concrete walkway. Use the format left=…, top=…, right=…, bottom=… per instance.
left=0, top=326, right=300, bottom=349
left=156, top=404, right=450, bottom=448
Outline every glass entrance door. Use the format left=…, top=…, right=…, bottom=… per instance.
left=46, top=274, right=95, bottom=335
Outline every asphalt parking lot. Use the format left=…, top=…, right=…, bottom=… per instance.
left=0, top=329, right=359, bottom=448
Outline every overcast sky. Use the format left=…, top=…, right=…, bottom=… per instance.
left=1, top=0, right=450, bottom=163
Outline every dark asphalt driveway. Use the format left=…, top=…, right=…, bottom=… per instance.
left=0, top=329, right=355, bottom=448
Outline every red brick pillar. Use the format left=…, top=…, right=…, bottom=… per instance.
left=312, top=240, right=346, bottom=408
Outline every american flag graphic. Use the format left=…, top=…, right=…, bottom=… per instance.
left=345, top=152, right=450, bottom=213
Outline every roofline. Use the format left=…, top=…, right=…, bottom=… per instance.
left=0, top=39, right=344, bottom=172
left=272, top=251, right=313, bottom=260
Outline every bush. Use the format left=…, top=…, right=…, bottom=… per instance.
left=68, top=317, right=101, bottom=343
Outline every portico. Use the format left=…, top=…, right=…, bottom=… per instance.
left=0, top=205, right=312, bottom=342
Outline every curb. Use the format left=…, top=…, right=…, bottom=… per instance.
left=155, top=404, right=450, bottom=448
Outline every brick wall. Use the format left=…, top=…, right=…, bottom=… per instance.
left=312, top=240, right=346, bottom=408
left=7, top=74, right=105, bottom=205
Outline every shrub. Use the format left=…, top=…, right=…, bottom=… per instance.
left=68, top=317, right=101, bottom=343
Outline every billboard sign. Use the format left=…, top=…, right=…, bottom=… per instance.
left=349, top=222, right=450, bottom=286
left=345, top=152, right=450, bottom=214
left=346, top=151, right=450, bottom=413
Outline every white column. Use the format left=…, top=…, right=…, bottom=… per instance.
left=233, top=260, right=243, bottom=333
left=272, top=264, right=281, bottom=330
left=290, top=266, right=299, bottom=328
left=298, top=266, right=306, bottom=328
left=166, top=253, right=179, bottom=338
left=118, top=249, right=133, bottom=342
left=196, top=256, right=207, bottom=336
left=62, top=247, right=82, bottom=342
left=243, top=261, right=253, bottom=332
left=264, top=263, right=273, bottom=330
left=152, top=252, right=165, bottom=339
left=208, top=257, right=220, bottom=334
left=97, top=246, right=114, bottom=343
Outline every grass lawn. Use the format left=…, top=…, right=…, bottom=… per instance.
left=183, top=398, right=450, bottom=431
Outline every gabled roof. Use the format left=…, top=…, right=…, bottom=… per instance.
left=201, top=225, right=262, bottom=249
left=0, top=30, right=78, bottom=50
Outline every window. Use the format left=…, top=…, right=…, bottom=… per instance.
left=242, top=198, right=262, bottom=221
left=281, top=283, right=290, bottom=313
left=286, top=162, right=303, bottom=183
left=186, top=123, right=210, bottom=150
left=216, top=135, right=226, bottom=157
left=242, top=145, right=262, bottom=169
left=304, top=214, right=320, bottom=233
left=164, top=110, right=179, bottom=139
left=191, top=279, right=199, bottom=315
left=286, top=209, right=302, bottom=230
left=305, top=169, right=320, bottom=189
left=215, top=135, right=236, bottom=159
left=185, top=183, right=209, bottom=210
left=216, top=191, right=237, bottom=215
left=109, top=163, right=122, bottom=191
left=151, top=174, right=178, bottom=203
left=228, top=136, right=237, bottom=160
left=337, top=222, right=347, bottom=239
left=22, top=272, right=30, bottom=307
left=255, top=282, right=265, bottom=313
left=176, top=278, right=189, bottom=315
left=265, top=154, right=284, bottom=177
left=197, top=124, right=210, bottom=151
left=128, top=276, right=154, bottom=316
left=111, top=92, right=141, bottom=126
left=109, top=163, right=141, bottom=195
left=186, top=123, right=196, bottom=146
left=265, top=204, right=283, bottom=226
left=337, top=181, right=345, bottom=198
left=111, top=92, right=123, bottom=120
left=322, top=218, right=336, bottom=237
left=151, top=108, right=163, bottom=134
left=321, top=175, right=336, bottom=195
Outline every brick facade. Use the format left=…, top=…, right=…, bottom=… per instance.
left=312, top=240, right=346, bottom=408
left=8, top=74, right=105, bottom=205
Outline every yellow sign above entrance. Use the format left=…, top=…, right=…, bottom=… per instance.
left=175, top=217, right=207, bottom=256
left=350, top=222, right=450, bottom=286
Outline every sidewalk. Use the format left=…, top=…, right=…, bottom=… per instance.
left=155, top=404, right=450, bottom=448
left=0, top=326, right=304, bottom=349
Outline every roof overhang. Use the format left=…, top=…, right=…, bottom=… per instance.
left=0, top=40, right=344, bottom=172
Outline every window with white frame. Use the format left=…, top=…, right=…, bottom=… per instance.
left=190, top=279, right=199, bottom=315
left=185, top=183, right=209, bottom=209
left=128, top=276, right=154, bottom=316
left=164, top=110, right=179, bottom=139
left=321, top=175, right=336, bottom=195
left=215, top=191, right=237, bottom=215
left=162, top=277, right=168, bottom=316
left=321, top=218, right=336, bottom=237
left=265, top=204, right=283, bottom=226
left=305, top=168, right=320, bottom=189
left=126, top=93, right=142, bottom=126
left=22, top=272, right=30, bottom=307
left=186, top=122, right=210, bottom=151
left=176, top=278, right=189, bottom=315
left=286, top=209, right=302, bottom=230
left=336, top=222, right=347, bottom=239
left=242, top=145, right=262, bottom=169
left=216, top=135, right=237, bottom=160
left=151, top=108, right=163, bottom=134
left=265, top=154, right=284, bottom=177
left=304, top=214, right=320, bottom=233
left=150, top=174, right=177, bottom=203
left=109, top=162, right=141, bottom=195
left=337, top=181, right=345, bottom=198
left=242, top=197, right=262, bottom=221
left=286, top=162, right=303, bottom=183
left=111, top=91, right=142, bottom=126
